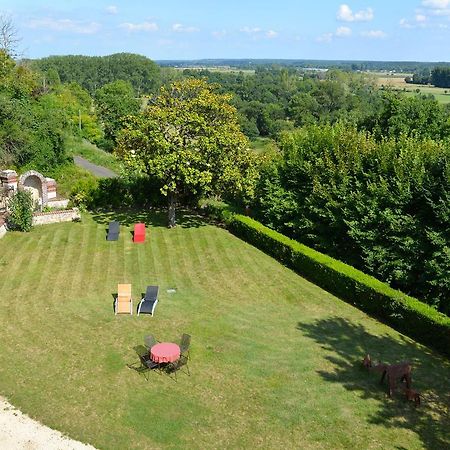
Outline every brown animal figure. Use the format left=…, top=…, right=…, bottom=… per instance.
left=362, top=354, right=412, bottom=397
left=404, top=387, right=421, bottom=406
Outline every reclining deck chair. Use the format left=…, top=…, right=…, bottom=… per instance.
left=115, top=283, right=133, bottom=314
left=107, top=221, right=120, bottom=241
left=137, top=285, right=159, bottom=316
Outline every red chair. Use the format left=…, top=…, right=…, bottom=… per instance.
left=133, top=223, right=145, bottom=243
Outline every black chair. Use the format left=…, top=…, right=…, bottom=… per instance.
left=144, top=334, right=158, bottom=350
left=128, top=345, right=159, bottom=380
left=180, top=333, right=191, bottom=359
left=165, top=353, right=190, bottom=381
left=107, top=221, right=120, bottom=241
left=137, top=286, right=159, bottom=316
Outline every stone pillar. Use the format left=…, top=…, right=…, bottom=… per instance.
left=46, top=177, right=57, bottom=199
left=0, top=170, right=18, bottom=192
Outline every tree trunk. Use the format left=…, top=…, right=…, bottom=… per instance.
left=168, top=191, right=176, bottom=228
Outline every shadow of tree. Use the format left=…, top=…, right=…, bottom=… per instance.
left=90, top=208, right=208, bottom=229
left=297, top=318, right=450, bottom=450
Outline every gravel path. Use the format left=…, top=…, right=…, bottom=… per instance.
left=0, top=397, right=96, bottom=450
left=73, top=156, right=117, bottom=178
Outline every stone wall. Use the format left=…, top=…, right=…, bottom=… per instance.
left=32, top=208, right=81, bottom=226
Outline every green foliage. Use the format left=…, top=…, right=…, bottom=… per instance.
left=255, top=124, right=450, bottom=314
left=94, top=80, right=140, bottom=149
left=362, top=91, right=450, bottom=140
left=431, top=67, right=450, bottom=88
left=213, top=209, right=450, bottom=356
left=8, top=190, right=34, bottom=231
left=116, top=78, right=260, bottom=226
left=32, top=53, right=161, bottom=95
left=0, top=51, right=68, bottom=171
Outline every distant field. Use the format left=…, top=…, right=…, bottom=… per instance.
left=376, top=75, right=450, bottom=104
left=174, top=66, right=255, bottom=75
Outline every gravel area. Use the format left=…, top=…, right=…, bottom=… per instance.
left=0, top=397, right=96, bottom=450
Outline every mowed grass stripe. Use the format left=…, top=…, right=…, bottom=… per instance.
left=182, top=226, right=210, bottom=292
left=86, top=220, right=105, bottom=295
left=68, top=221, right=97, bottom=298
left=47, top=223, right=80, bottom=301
left=0, top=231, right=45, bottom=292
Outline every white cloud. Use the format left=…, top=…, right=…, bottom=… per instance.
left=360, top=30, right=387, bottom=38
left=316, top=32, right=333, bottom=43
left=336, top=26, right=352, bottom=36
left=416, top=14, right=427, bottom=22
left=421, top=0, right=450, bottom=15
left=172, top=23, right=199, bottom=33
left=119, top=22, right=158, bottom=32
left=240, top=26, right=278, bottom=39
left=240, top=26, right=262, bottom=34
left=422, top=0, right=449, bottom=7
left=337, top=4, right=374, bottom=22
left=27, top=18, right=100, bottom=34
left=212, top=30, right=227, bottom=39
left=399, top=18, right=413, bottom=28
left=106, top=5, right=118, bottom=15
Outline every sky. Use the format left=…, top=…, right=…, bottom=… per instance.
left=1, top=0, right=450, bottom=61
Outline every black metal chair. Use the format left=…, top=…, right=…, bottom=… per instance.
left=180, top=333, right=191, bottom=359
left=128, top=345, right=159, bottom=380
left=137, top=286, right=159, bottom=316
left=144, top=334, right=158, bottom=350
left=165, top=353, right=190, bottom=381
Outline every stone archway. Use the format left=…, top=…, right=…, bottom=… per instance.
left=19, top=170, right=48, bottom=209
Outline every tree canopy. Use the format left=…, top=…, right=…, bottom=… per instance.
left=116, top=78, right=259, bottom=226
left=31, top=53, right=161, bottom=95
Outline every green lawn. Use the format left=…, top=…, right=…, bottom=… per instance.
left=0, top=211, right=448, bottom=449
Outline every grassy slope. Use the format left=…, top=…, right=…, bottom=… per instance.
left=0, top=211, right=448, bottom=450
left=65, top=136, right=122, bottom=172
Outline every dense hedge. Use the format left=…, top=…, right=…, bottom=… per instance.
left=204, top=202, right=450, bottom=356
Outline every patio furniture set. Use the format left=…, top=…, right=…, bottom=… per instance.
left=130, top=334, right=191, bottom=381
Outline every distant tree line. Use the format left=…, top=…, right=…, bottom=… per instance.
left=30, top=53, right=161, bottom=95
left=159, top=58, right=450, bottom=74
left=406, top=66, right=450, bottom=88
left=183, top=67, right=450, bottom=141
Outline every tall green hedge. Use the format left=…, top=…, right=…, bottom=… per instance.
left=206, top=203, right=450, bottom=356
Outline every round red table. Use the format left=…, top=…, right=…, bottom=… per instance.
left=150, top=342, right=180, bottom=363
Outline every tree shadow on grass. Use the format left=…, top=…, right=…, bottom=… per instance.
left=297, top=317, right=450, bottom=450
left=90, top=208, right=208, bottom=229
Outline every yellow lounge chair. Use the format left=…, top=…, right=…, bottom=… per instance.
left=115, top=284, right=132, bottom=314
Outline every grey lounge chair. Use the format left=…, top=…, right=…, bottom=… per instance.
left=107, top=221, right=120, bottom=241
left=137, top=286, right=159, bottom=316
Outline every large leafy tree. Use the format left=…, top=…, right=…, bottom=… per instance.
left=94, top=80, right=140, bottom=150
left=116, top=78, right=259, bottom=227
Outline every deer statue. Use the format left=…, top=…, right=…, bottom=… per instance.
left=403, top=387, right=421, bottom=406
left=362, top=354, right=412, bottom=397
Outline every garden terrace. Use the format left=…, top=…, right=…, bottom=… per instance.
left=0, top=210, right=448, bottom=449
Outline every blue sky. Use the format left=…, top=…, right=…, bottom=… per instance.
left=2, top=0, right=450, bottom=61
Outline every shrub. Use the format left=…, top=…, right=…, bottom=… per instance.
left=8, top=190, right=34, bottom=231
left=205, top=201, right=450, bottom=357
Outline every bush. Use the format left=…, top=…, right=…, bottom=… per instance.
left=206, top=202, right=450, bottom=357
left=8, top=190, right=34, bottom=231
